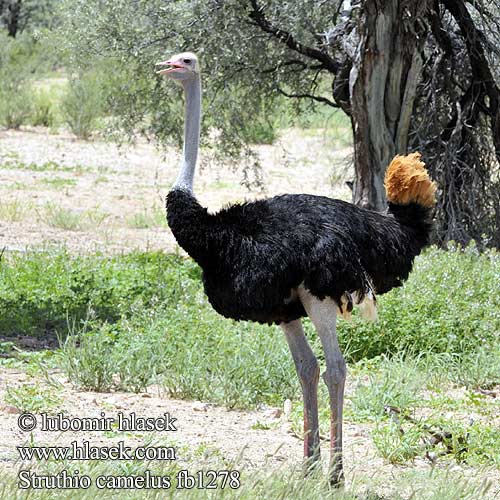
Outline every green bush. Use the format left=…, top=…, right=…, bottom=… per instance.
left=58, top=321, right=117, bottom=392
left=241, top=116, right=279, bottom=145
left=2, top=245, right=499, bottom=408
left=30, top=89, right=55, bottom=127
left=338, top=243, right=499, bottom=360
left=0, top=33, right=46, bottom=129
left=0, top=83, right=33, bottom=129
left=61, top=71, right=105, bottom=138
left=57, top=305, right=298, bottom=407
left=0, top=250, right=198, bottom=336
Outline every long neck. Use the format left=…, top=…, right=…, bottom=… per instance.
left=173, top=76, right=201, bottom=192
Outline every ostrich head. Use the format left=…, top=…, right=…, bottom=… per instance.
left=156, top=52, right=200, bottom=82
left=156, top=51, right=201, bottom=193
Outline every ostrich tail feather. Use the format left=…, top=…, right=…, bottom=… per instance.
left=384, top=152, right=437, bottom=208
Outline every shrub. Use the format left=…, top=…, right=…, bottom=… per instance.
left=241, top=116, right=279, bottom=145
left=43, top=203, right=83, bottom=230
left=61, top=71, right=105, bottom=138
left=4, top=383, right=62, bottom=413
left=58, top=320, right=117, bottom=392
left=57, top=303, right=299, bottom=405
left=0, top=83, right=33, bottom=129
left=338, top=243, right=500, bottom=360
left=30, top=89, right=55, bottom=127
left=2, top=245, right=498, bottom=408
left=0, top=33, right=40, bottom=129
left=0, top=250, right=198, bottom=336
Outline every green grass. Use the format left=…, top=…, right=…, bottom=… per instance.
left=287, top=346, right=500, bottom=467
left=1, top=157, right=93, bottom=174
left=0, top=246, right=499, bottom=495
left=40, top=177, right=77, bottom=188
left=339, top=243, right=499, bottom=360
left=0, top=83, right=33, bottom=129
left=350, top=355, right=428, bottom=421
left=43, top=204, right=84, bottom=230
left=4, top=382, right=62, bottom=413
left=42, top=204, right=108, bottom=231
left=0, top=199, right=32, bottom=222
left=0, top=459, right=495, bottom=499
left=1, top=245, right=498, bottom=412
left=126, top=208, right=168, bottom=229
left=29, top=79, right=68, bottom=129
left=371, top=416, right=500, bottom=467
left=30, top=89, right=56, bottom=127
left=0, top=250, right=194, bottom=337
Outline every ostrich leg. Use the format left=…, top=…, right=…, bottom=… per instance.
left=280, top=320, right=321, bottom=469
left=299, top=290, right=346, bottom=486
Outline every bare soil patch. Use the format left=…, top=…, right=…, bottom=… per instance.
left=0, top=127, right=352, bottom=253
left=1, top=369, right=498, bottom=497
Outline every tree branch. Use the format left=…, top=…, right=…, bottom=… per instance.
left=276, top=87, right=339, bottom=107
left=441, top=0, right=500, bottom=160
left=261, top=59, right=325, bottom=74
left=247, top=0, right=339, bottom=74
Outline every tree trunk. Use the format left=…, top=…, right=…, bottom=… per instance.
left=6, top=0, right=22, bottom=37
left=349, top=0, right=429, bottom=210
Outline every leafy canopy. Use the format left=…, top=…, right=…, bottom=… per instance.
left=57, top=0, right=341, bottom=151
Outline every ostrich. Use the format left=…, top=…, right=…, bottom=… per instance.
left=156, top=52, right=436, bottom=485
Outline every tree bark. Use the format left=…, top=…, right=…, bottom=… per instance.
left=349, top=0, right=429, bottom=210
left=6, top=0, right=22, bottom=37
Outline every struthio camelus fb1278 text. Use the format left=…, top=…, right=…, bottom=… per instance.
left=156, top=52, right=437, bottom=485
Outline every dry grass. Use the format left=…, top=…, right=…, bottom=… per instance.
left=0, top=127, right=352, bottom=252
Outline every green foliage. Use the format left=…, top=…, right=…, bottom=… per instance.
left=0, top=32, right=58, bottom=128
left=61, top=71, right=105, bottom=139
left=0, top=0, right=59, bottom=36
left=2, top=246, right=499, bottom=411
left=449, top=346, right=500, bottom=389
left=350, top=356, right=427, bottom=421
left=41, top=177, right=77, bottom=188
left=0, top=250, right=197, bottom=336
left=55, top=0, right=339, bottom=154
left=339, top=243, right=500, bottom=360
left=126, top=208, right=167, bottom=229
left=57, top=300, right=298, bottom=406
left=0, top=34, right=32, bottom=128
left=372, top=416, right=500, bottom=467
left=372, top=421, right=424, bottom=464
left=43, top=203, right=84, bottom=230
left=4, top=383, right=62, bottom=413
left=29, top=89, right=55, bottom=127
left=0, top=450, right=494, bottom=499
left=1, top=157, right=93, bottom=174
left=0, top=199, right=31, bottom=222
left=0, top=83, right=33, bottom=129
left=241, top=116, right=279, bottom=145
left=238, top=100, right=285, bottom=145
left=58, top=320, right=117, bottom=392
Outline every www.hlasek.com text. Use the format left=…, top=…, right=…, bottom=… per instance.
left=18, top=440, right=175, bottom=461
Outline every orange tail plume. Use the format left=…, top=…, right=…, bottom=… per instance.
left=384, top=152, right=437, bottom=208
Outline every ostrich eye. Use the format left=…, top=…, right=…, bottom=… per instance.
left=183, top=58, right=192, bottom=64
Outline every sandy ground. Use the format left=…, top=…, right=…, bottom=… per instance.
left=0, top=127, right=352, bottom=254
left=0, top=368, right=498, bottom=497
left=0, top=369, right=369, bottom=472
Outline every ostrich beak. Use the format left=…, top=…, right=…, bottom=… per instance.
left=156, top=60, right=183, bottom=75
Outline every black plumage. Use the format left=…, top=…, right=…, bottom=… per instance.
left=166, top=189, right=433, bottom=325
